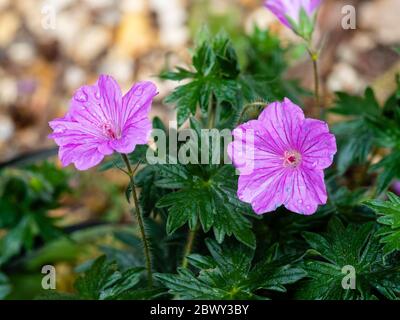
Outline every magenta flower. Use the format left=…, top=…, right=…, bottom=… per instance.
left=49, top=75, right=157, bottom=170
left=392, top=180, right=400, bottom=196
left=264, top=0, right=322, bottom=31
left=228, top=98, right=336, bottom=215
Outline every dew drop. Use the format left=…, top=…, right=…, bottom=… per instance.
left=95, top=91, right=101, bottom=99
left=285, top=187, right=290, bottom=193
left=134, top=87, right=144, bottom=96
left=297, top=199, right=303, bottom=204
left=306, top=205, right=311, bottom=210
left=75, top=91, right=88, bottom=102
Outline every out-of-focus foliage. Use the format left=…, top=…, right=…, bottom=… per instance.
left=331, top=77, right=400, bottom=194
left=0, top=272, right=11, bottom=299
left=39, top=256, right=165, bottom=300
left=0, top=162, right=69, bottom=266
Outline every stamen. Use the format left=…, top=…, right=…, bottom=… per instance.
left=101, top=122, right=119, bottom=139
left=283, top=150, right=301, bottom=168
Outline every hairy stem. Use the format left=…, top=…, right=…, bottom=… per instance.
left=182, top=225, right=198, bottom=268
left=236, top=101, right=267, bottom=125
left=121, top=153, right=153, bottom=287
left=207, top=94, right=216, bottom=129
left=308, top=49, right=323, bottom=119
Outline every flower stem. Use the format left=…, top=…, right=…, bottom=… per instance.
left=207, top=94, right=216, bottom=129
left=236, top=101, right=267, bottom=125
left=182, top=225, right=198, bottom=268
left=120, top=153, right=153, bottom=287
left=308, top=49, right=323, bottom=119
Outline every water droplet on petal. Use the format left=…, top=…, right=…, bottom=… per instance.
left=298, top=199, right=303, bottom=204
left=134, top=87, right=144, bottom=96
left=312, top=161, right=318, bottom=168
left=306, top=205, right=311, bottom=210
left=95, top=91, right=101, bottom=99
left=75, top=91, right=88, bottom=102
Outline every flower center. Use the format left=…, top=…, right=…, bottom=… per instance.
left=101, top=122, right=119, bottom=139
left=283, top=150, right=301, bottom=168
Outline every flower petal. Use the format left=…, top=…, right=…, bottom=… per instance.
left=258, top=98, right=305, bottom=151
left=264, top=0, right=322, bottom=27
left=264, top=0, right=293, bottom=28
left=59, top=143, right=105, bottom=171
left=121, top=81, right=157, bottom=128
left=49, top=75, right=158, bottom=170
left=284, top=168, right=327, bottom=215
left=298, top=118, right=337, bottom=170
left=110, top=118, right=152, bottom=154
left=69, top=84, right=108, bottom=135
left=228, top=120, right=284, bottom=175
left=238, top=167, right=290, bottom=214
left=98, top=74, right=123, bottom=128
left=307, top=0, right=322, bottom=13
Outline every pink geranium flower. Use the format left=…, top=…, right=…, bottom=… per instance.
left=49, top=75, right=157, bottom=170
left=228, top=98, right=336, bottom=215
left=264, top=0, right=322, bottom=30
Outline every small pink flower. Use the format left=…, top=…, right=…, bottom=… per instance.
left=391, top=180, right=400, bottom=196
left=265, top=0, right=322, bottom=30
left=228, top=98, right=336, bottom=215
left=49, top=75, right=157, bottom=170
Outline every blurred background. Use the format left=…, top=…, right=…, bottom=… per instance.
left=0, top=0, right=399, bottom=298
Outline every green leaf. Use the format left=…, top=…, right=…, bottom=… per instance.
left=134, top=165, right=169, bottom=216
left=165, top=81, right=202, bottom=126
left=0, top=163, right=68, bottom=264
left=330, top=89, right=381, bottom=174
left=331, top=88, right=380, bottom=116
left=370, top=152, right=400, bottom=195
left=193, top=42, right=216, bottom=76
left=74, top=256, right=144, bottom=300
left=155, top=239, right=305, bottom=299
left=160, top=67, right=196, bottom=81
left=162, top=32, right=241, bottom=127
left=333, top=119, right=374, bottom=173
left=0, top=217, right=30, bottom=266
left=298, top=218, right=400, bottom=300
left=364, top=193, right=400, bottom=255
left=296, top=8, right=315, bottom=40
left=156, top=165, right=256, bottom=248
left=0, top=272, right=11, bottom=299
